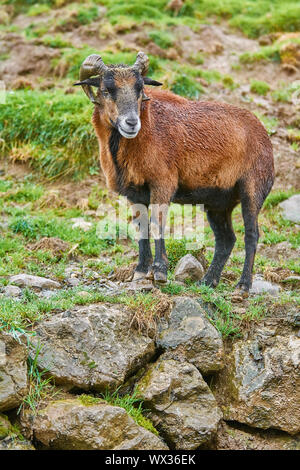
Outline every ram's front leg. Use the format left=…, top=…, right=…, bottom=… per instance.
left=150, top=193, right=170, bottom=284
left=131, top=203, right=153, bottom=281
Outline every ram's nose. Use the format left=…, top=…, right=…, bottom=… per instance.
left=125, top=117, right=138, bottom=128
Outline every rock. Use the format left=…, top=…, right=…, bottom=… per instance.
left=21, top=399, right=168, bottom=450
left=207, top=421, right=300, bottom=450
left=71, top=217, right=92, bottom=232
left=213, top=324, right=300, bottom=434
left=250, top=278, right=280, bottom=296
left=3, top=285, right=21, bottom=297
left=279, top=195, right=300, bottom=223
left=137, top=357, right=222, bottom=449
left=30, top=304, right=156, bottom=391
left=10, top=274, right=60, bottom=289
left=66, top=277, right=80, bottom=287
left=0, top=436, right=35, bottom=450
left=0, top=413, right=12, bottom=439
left=157, top=297, right=224, bottom=374
left=0, top=332, right=28, bottom=412
left=174, top=254, right=204, bottom=282
left=39, top=289, right=58, bottom=299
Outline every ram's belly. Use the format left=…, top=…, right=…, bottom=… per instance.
left=172, top=185, right=240, bottom=211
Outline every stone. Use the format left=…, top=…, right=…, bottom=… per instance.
left=66, top=277, right=80, bottom=287
left=0, top=332, right=28, bottom=412
left=174, top=254, right=204, bottom=282
left=3, top=285, right=21, bottom=297
left=71, top=217, right=92, bottom=232
left=137, top=357, right=222, bottom=449
left=21, top=399, right=168, bottom=450
left=10, top=274, right=60, bottom=289
left=279, top=194, right=300, bottom=223
left=250, top=278, right=280, bottom=296
left=213, top=324, right=300, bottom=434
left=30, top=304, right=156, bottom=391
left=207, top=421, right=300, bottom=450
left=157, top=297, right=224, bottom=374
left=0, top=437, right=35, bottom=450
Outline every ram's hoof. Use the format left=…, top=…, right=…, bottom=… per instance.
left=154, top=271, right=167, bottom=284
left=145, top=267, right=154, bottom=280
left=132, top=271, right=147, bottom=282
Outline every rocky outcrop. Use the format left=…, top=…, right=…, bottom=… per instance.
left=174, top=254, right=204, bottom=282
left=21, top=399, right=168, bottom=450
left=207, top=422, right=300, bottom=450
left=0, top=332, right=28, bottom=412
left=157, top=297, right=224, bottom=374
left=213, top=321, right=300, bottom=434
left=137, top=357, right=222, bottom=449
left=0, top=437, right=35, bottom=450
left=30, top=304, right=156, bottom=391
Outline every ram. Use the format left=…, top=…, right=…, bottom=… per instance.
left=75, top=52, right=274, bottom=294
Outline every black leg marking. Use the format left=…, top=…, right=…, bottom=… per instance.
left=202, top=209, right=236, bottom=288
left=153, top=238, right=168, bottom=283
left=236, top=203, right=259, bottom=292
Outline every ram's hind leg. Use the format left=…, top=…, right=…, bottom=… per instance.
left=202, top=208, right=236, bottom=288
left=236, top=193, right=261, bottom=293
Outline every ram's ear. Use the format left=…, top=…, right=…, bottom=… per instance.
left=73, top=77, right=101, bottom=88
left=143, top=77, right=163, bottom=86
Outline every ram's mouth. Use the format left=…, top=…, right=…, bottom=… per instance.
left=118, top=126, right=139, bottom=139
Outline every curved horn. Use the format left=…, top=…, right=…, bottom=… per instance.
left=79, top=54, right=108, bottom=104
left=133, top=51, right=149, bottom=76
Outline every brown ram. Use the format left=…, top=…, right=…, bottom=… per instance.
left=75, top=52, right=274, bottom=293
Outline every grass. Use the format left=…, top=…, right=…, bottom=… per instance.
left=240, top=37, right=300, bottom=64
left=0, top=90, right=98, bottom=179
left=148, top=30, right=174, bottom=49
left=253, top=111, right=278, bottom=135
left=19, top=342, right=56, bottom=414
left=250, top=80, right=270, bottom=96
left=123, top=292, right=170, bottom=336
left=78, top=389, right=158, bottom=435
left=100, top=388, right=159, bottom=436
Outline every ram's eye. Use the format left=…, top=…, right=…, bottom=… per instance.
left=102, top=89, right=109, bottom=97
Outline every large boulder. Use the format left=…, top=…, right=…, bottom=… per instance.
left=137, top=357, right=222, bottom=449
left=213, top=321, right=300, bottom=434
left=157, top=297, right=224, bottom=374
left=30, top=304, right=156, bottom=391
left=21, top=398, right=168, bottom=450
left=0, top=332, right=28, bottom=412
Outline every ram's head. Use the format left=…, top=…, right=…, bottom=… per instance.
left=75, top=52, right=161, bottom=139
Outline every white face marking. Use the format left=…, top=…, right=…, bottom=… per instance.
left=118, top=115, right=141, bottom=139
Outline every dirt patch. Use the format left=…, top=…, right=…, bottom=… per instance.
left=28, top=237, right=70, bottom=257
left=0, top=33, right=61, bottom=87
left=110, top=263, right=137, bottom=282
